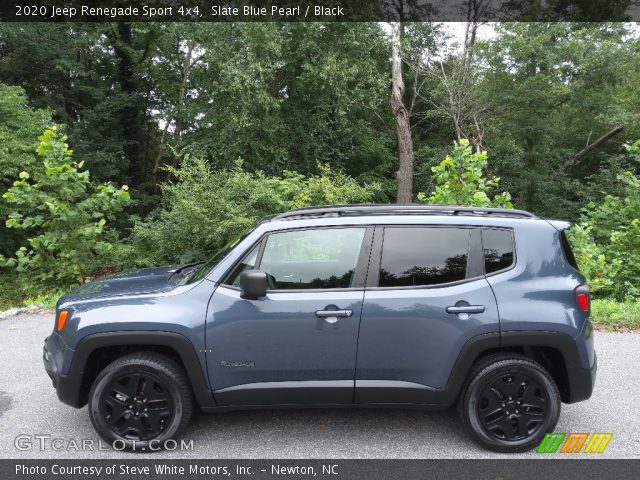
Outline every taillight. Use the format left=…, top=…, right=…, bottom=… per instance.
left=56, top=310, right=69, bottom=331
left=576, top=287, right=590, bottom=312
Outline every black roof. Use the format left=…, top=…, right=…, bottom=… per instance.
left=272, top=204, right=536, bottom=221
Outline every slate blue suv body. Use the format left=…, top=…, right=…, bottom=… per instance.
left=43, top=204, right=597, bottom=452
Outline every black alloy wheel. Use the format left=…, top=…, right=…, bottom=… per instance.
left=458, top=354, right=561, bottom=453
left=476, top=371, right=547, bottom=441
left=101, top=371, right=174, bottom=441
left=88, top=352, right=193, bottom=450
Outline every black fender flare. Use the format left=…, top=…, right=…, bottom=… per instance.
left=57, top=331, right=216, bottom=409
left=442, top=330, right=591, bottom=405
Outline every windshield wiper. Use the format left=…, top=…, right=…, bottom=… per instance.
left=168, top=262, right=205, bottom=285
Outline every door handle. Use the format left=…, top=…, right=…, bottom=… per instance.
left=315, top=309, right=353, bottom=324
left=446, top=305, right=485, bottom=314
left=315, top=309, right=353, bottom=318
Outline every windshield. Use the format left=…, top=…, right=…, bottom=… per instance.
left=187, top=231, right=253, bottom=284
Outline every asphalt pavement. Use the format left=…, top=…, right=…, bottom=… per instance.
left=0, top=313, right=638, bottom=459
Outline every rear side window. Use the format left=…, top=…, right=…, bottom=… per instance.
left=379, top=227, right=470, bottom=287
left=482, top=229, right=514, bottom=274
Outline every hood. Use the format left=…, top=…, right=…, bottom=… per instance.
left=59, top=266, right=180, bottom=304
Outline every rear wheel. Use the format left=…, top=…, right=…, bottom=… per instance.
left=458, top=354, right=560, bottom=453
left=88, top=352, right=193, bottom=451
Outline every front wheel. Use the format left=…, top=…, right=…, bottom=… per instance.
left=458, top=354, right=561, bottom=453
left=88, top=352, right=193, bottom=451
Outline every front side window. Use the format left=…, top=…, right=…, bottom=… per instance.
left=259, top=228, right=366, bottom=290
left=379, top=227, right=470, bottom=287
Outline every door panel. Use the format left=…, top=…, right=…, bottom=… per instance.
left=355, top=279, right=499, bottom=403
left=205, top=226, right=372, bottom=406
left=206, top=286, right=363, bottom=405
left=355, top=225, right=500, bottom=404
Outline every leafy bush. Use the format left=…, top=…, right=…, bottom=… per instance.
left=0, top=129, right=130, bottom=286
left=0, top=84, right=53, bottom=258
left=567, top=140, right=640, bottom=300
left=416, top=139, right=512, bottom=207
left=120, top=158, right=382, bottom=267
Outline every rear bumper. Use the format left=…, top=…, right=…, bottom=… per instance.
left=565, top=351, right=597, bottom=403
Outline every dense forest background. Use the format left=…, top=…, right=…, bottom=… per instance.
left=0, top=22, right=638, bottom=324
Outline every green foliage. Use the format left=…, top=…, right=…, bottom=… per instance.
left=0, top=23, right=159, bottom=187
left=478, top=23, right=640, bottom=217
left=145, top=23, right=393, bottom=184
left=0, top=272, right=64, bottom=310
left=20, top=290, right=63, bottom=309
left=0, top=84, right=52, bottom=187
left=0, top=129, right=130, bottom=286
left=120, top=158, right=382, bottom=267
left=416, top=139, right=512, bottom=208
left=590, top=299, right=640, bottom=331
left=0, top=23, right=639, bottom=310
left=567, top=141, right=640, bottom=300
left=0, top=83, right=53, bottom=257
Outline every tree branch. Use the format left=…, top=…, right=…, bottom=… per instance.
left=573, top=126, right=624, bottom=164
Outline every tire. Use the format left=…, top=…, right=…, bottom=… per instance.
left=458, top=353, right=561, bottom=453
left=88, top=352, right=193, bottom=451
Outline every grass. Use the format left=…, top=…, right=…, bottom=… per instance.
left=20, top=291, right=61, bottom=309
left=590, top=298, right=640, bottom=331
left=0, top=291, right=60, bottom=311
left=0, top=272, right=61, bottom=311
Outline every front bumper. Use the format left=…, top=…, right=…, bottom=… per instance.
left=42, top=340, right=58, bottom=387
left=43, top=335, right=84, bottom=408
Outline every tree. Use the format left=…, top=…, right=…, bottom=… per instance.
left=478, top=23, right=640, bottom=217
left=390, top=22, right=415, bottom=203
left=417, top=18, right=487, bottom=152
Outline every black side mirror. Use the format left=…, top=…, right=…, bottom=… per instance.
left=239, top=270, right=267, bottom=299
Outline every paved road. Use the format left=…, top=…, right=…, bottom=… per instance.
left=0, top=313, right=638, bottom=459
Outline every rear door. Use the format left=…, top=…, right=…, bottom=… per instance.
left=206, top=226, right=373, bottom=406
left=355, top=225, right=500, bottom=404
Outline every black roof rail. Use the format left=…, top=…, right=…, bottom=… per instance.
left=272, top=204, right=537, bottom=221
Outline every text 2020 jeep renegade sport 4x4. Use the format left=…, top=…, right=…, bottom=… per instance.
left=43, top=204, right=596, bottom=452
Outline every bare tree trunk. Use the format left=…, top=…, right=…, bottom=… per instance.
left=151, top=121, right=170, bottom=193
left=390, top=22, right=414, bottom=204
left=573, top=126, right=623, bottom=164
left=174, top=43, right=195, bottom=143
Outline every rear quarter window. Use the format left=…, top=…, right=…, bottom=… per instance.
left=482, top=229, right=515, bottom=274
left=560, top=229, right=579, bottom=270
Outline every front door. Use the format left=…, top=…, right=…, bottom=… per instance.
left=205, top=226, right=372, bottom=406
left=355, top=226, right=500, bottom=403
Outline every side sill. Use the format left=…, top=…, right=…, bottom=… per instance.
left=214, top=380, right=354, bottom=406
left=200, top=403, right=451, bottom=413
left=355, top=380, right=440, bottom=404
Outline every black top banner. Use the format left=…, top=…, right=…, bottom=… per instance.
left=1, top=0, right=639, bottom=22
